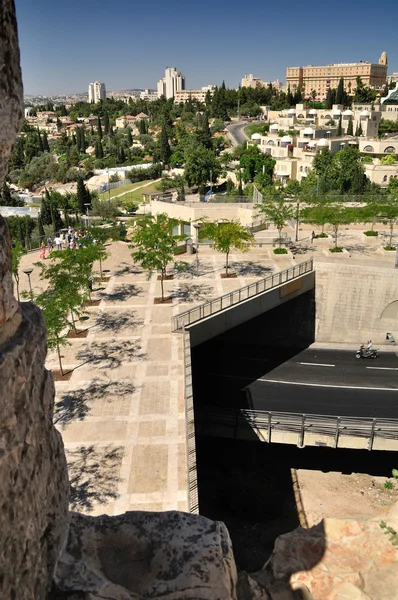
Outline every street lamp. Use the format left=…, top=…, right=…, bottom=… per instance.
left=295, top=199, right=300, bottom=242
left=193, top=223, right=202, bottom=277
left=210, top=169, right=213, bottom=195
left=23, top=267, right=34, bottom=299
left=84, top=203, right=90, bottom=228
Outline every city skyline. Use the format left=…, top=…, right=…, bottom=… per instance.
left=17, top=0, right=398, bottom=96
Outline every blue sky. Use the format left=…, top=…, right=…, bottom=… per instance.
left=16, top=0, right=398, bottom=95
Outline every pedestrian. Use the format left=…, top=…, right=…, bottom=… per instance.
left=54, top=235, right=62, bottom=250
left=69, top=239, right=75, bottom=250
left=40, top=243, right=46, bottom=259
left=311, top=231, right=316, bottom=243
left=47, top=236, right=53, bottom=252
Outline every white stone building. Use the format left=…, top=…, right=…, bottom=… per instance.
left=88, top=81, right=106, bottom=103
left=157, top=67, right=185, bottom=99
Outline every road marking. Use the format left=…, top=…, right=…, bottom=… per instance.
left=366, top=367, right=398, bottom=371
left=299, top=362, right=335, bottom=367
left=258, top=379, right=398, bottom=392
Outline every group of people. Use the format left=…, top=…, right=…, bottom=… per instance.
left=39, top=227, right=91, bottom=259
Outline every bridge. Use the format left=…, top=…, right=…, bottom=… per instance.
left=174, top=259, right=398, bottom=466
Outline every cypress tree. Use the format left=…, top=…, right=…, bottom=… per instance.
left=40, top=190, right=53, bottom=225
left=325, top=88, right=333, bottom=110
left=337, top=115, right=342, bottom=136
left=60, top=104, right=67, bottom=117
left=1, top=181, right=12, bottom=205
left=127, top=128, right=132, bottom=146
left=159, top=125, right=171, bottom=165
left=37, top=129, right=44, bottom=152
left=97, top=116, right=103, bottom=139
left=56, top=117, right=62, bottom=132
left=103, top=112, right=110, bottom=135
left=119, top=147, right=126, bottom=163
left=287, top=86, right=294, bottom=106
left=42, top=131, right=50, bottom=152
left=98, top=140, right=104, bottom=158
left=336, top=78, right=345, bottom=105
left=80, top=128, right=86, bottom=152
left=357, top=122, right=363, bottom=137
left=109, top=126, right=114, bottom=138
left=38, top=214, right=45, bottom=238
left=139, top=119, right=146, bottom=135
left=347, top=117, right=353, bottom=136
left=76, top=178, right=87, bottom=214
left=95, top=140, right=100, bottom=158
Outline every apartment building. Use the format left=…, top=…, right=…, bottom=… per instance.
left=241, top=74, right=282, bottom=89
left=157, top=67, right=185, bottom=99
left=88, top=81, right=106, bottom=103
left=286, top=52, right=388, bottom=99
left=175, top=85, right=215, bottom=103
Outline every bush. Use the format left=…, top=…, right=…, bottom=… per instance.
left=329, top=247, right=343, bottom=252
left=364, top=230, right=378, bottom=236
left=273, top=247, right=288, bottom=254
left=316, top=233, right=328, bottom=238
left=174, top=245, right=186, bottom=255
left=384, top=246, right=396, bottom=251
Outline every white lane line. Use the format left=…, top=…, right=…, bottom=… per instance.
left=258, top=378, right=398, bottom=392
left=366, top=366, right=398, bottom=371
left=299, top=362, right=335, bottom=367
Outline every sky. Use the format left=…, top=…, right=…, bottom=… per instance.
left=16, top=0, right=398, bottom=96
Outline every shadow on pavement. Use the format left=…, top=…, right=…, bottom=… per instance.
left=231, top=261, right=274, bottom=277
left=54, top=379, right=136, bottom=427
left=67, top=444, right=124, bottom=512
left=94, top=310, right=144, bottom=333
left=172, top=283, right=214, bottom=303
left=76, top=339, right=145, bottom=369
left=99, top=284, right=143, bottom=302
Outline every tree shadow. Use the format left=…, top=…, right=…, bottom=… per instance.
left=343, top=243, right=375, bottom=255
left=77, top=339, right=145, bottom=369
left=232, top=261, right=274, bottom=277
left=67, top=445, right=124, bottom=512
left=54, top=379, right=136, bottom=427
left=172, top=283, right=214, bottom=303
left=99, top=284, right=143, bottom=302
left=95, top=310, right=144, bottom=333
left=113, top=261, right=143, bottom=276
left=174, top=260, right=214, bottom=279
left=290, top=243, right=316, bottom=256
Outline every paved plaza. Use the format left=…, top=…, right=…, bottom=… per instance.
left=17, top=225, right=396, bottom=516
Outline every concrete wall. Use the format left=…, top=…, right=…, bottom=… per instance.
left=315, top=261, right=398, bottom=344
left=188, top=272, right=315, bottom=347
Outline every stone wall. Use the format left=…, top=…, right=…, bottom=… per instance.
left=315, top=261, right=398, bottom=344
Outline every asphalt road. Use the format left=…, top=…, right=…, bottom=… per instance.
left=192, top=344, right=398, bottom=419
left=225, top=122, right=249, bottom=146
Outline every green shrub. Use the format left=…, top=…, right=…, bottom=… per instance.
left=273, top=247, right=288, bottom=254
left=384, top=480, right=395, bottom=490
left=315, top=233, right=328, bottom=239
left=384, top=246, right=396, bottom=251
left=174, top=245, right=186, bottom=256
left=329, top=247, right=343, bottom=253
left=364, top=230, right=378, bottom=236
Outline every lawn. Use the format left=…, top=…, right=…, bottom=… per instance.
left=244, top=123, right=269, bottom=137
left=98, top=179, right=154, bottom=200
left=119, top=182, right=160, bottom=203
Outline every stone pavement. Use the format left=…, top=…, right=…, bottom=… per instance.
left=16, top=226, right=397, bottom=516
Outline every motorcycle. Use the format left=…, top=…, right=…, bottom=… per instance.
left=356, top=346, right=379, bottom=359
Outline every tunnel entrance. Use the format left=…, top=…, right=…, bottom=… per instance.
left=191, top=290, right=398, bottom=571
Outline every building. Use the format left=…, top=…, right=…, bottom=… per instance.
left=241, top=74, right=282, bottom=89
left=175, top=85, right=216, bottom=103
left=140, top=89, right=158, bottom=102
left=387, top=73, right=398, bottom=85
left=114, top=113, right=150, bottom=130
left=88, top=81, right=106, bottom=103
left=286, top=53, right=388, bottom=99
left=157, top=67, right=185, bottom=99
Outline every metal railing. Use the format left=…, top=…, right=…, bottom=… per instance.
left=196, top=406, right=398, bottom=451
left=172, top=258, right=313, bottom=331
left=183, top=329, right=199, bottom=513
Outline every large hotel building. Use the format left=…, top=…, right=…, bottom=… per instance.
left=286, top=52, right=388, bottom=99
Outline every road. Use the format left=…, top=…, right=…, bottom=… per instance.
left=192, top=344, right=398, bottom=419
left=225, top=122, right=249, bottom=146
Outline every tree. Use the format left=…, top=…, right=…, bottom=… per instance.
left=326, top=204, right=355, bottom=249
left=380, top=194, right=398, bottom=249
left=196, top=113, right=212, bottom=149
left=126, top=127, right=133, bottom=146
left=347, top=117, right=354, bottom=136
left=97, top=116, right=103, bottom=139
left=11, top=242, right=27, bottom=302
left=103, top=112, right=110, bottom=135
left=76, top=178, right=91, bottom=215
left=381, top=154, right=396, bottom=165
left=159, top=125, right=171, bottom=165
left=1, top=182, right=24, bottom=207
left=35, top=288, right=70, bottom=375
left=337, top=115, right=342, bottom=136
left=42, top=131, right=50, bottom=152
left=355, top=122, right=363, bottom=137
left=325, top=88, right=334, bottom=110
left=184, top=143, right=221, bottom=194
left=257, top=197, right=294, bottom=248
left=336, top=78, right=345, bottom=105
left=200, top=219, right=253, bottom=276
left=301, top=198, right=334, bottom=235
left=130, top=213, right=181, bottom=301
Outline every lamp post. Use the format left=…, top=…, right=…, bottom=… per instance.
left=23, top=267, right=34, bottom=300
left=210, top=169, right=213, bottom=195
left=295, top=199, right=300, bottom=242
left=193, top=223, right=202, bottom=277
left=84, top=203, right=90, bottom=228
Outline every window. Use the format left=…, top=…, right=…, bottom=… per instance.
left=363, top=145, right=374, bottom=152
left=383, top=175, right=388, bottom=182
left=384, top=146, right=396, bottom=153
